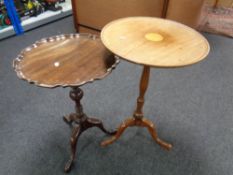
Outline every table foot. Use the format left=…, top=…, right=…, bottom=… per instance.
left=143, top=118, right=172, bottom=150
left=101, top=117, right=172, bottom=150
left=101, top=118, right=134, bottom=146
left=63, top=113, right=76, bottom=125
left=87, top=117, right=116, bottom=135
left=64, top=125, right=81, bottom=173
left=64, top=159, right=73, bottom=173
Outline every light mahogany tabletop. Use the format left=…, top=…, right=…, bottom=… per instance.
left=101, top=17, right=210, bottom=68
left=13, top=33, right=119, bottom=88
left=100, top=17, right=210, bottom=149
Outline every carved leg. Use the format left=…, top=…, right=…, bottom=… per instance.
left=87, top=118, right=116, bottom=135
left=101, top=118, right=135, bottom=146
left=64, top=125, right=82, bottom=172
left=64, top=116, right=115, bottom=172
left=64, top=87, right=117, bottom=172
left=63, top=113, right=77, bottom=125
left=142, top=118, right=172, bottom=150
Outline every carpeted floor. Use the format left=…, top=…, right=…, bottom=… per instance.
left=0, top=16, right=233, bottom=175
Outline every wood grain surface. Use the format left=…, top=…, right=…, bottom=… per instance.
left=101, top=17, right=210, bottom=68
left=13, top=34, right=119, bottom=88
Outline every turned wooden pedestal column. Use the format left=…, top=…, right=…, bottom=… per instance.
left=101, top=66, right=172, bottom=150
left=63, top=87, right=116, bottom=172
left=13, top=33, right=119, bottom=173
left=100, top=17, right=210, bottom=149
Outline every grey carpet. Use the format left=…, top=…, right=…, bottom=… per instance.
left=0, top=16, right=233, bottom=175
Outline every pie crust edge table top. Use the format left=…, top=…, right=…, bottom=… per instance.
left=101, top=17, right=210, bottom=68
left=13, top=33, right=119, bottom=88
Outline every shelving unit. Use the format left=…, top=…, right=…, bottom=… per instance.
left=0, top=0, right=72, bottom=40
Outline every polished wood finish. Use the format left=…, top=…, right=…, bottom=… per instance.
left=101, top=117, right=172, bottom=150
left=13, top=33, right=119, bottom=88
left=101, top=17, right=210, bottom=68
left=13, top=34, right=119, bottom=173
left=64, top=87, right=116, bottom=172
left=133, top=66, right=150, bottom=120
left=101, top=17, right=209, bottom=149
left=101, top=66, right=172, bottom=150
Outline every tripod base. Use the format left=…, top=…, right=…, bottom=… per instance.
left=101, top=117, right=172, bottom=151
left=63, top=87, right=116, bottom=173
left=63, top=114, right=116, bottom=172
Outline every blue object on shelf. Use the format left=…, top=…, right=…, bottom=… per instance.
left=4, top=0, right=24, bottom=35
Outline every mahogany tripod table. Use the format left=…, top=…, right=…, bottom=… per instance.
left=100, top=17, right=210, bottom=149
left=13, top=33, right=119, bottom=172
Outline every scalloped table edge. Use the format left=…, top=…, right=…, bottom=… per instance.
left=13, top=33, right=120, bottom=88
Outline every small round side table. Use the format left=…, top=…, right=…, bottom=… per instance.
left=13, top=33, right=119, bottom=172
left=100, top=17, right=210, bottom=150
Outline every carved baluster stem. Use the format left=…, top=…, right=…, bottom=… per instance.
left=70, top=87, right=84, bottom=118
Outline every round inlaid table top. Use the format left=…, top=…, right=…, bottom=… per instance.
left=101, top=17, right=210, bottom=68
left=13, top=33, right=119, bottom=88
